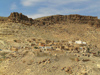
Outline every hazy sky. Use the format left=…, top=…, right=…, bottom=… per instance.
left=0, top=0, right=100, bottom=19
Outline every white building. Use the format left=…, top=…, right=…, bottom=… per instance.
left=39, top=46, right=53, bottom=50
left=75, top=40, right=82, bottom=44
left=44, top=46, right=53, bottom=50
left=75, top=40, right=87, bottom=45
left=82, top=42, right=87, bottom=45
left=39, top=46, right=45, bottom=49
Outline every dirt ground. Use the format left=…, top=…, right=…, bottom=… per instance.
left=0, top=21, right=100, bottom=75
left=0, top=50, right=100, bottom=75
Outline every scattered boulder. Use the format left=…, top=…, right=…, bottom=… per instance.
left=75, top=58, right=79, bottom=62
left=65, top=67, right=73, bottom=74
left=22, top=50, right=29, bottom=57
left=97, top=64, right=100, bottom=68
left=10, top=47, right=18, bottom=51
left=38, top=61, right=42, bottom=64
left=61, top=67, right=66, bottom=70
left=27, top=60, right=34, bottom=65
left=37, top=59, right=51, bottom=65
left=13, top=40, right=21, bottom=43
left=78, top=72, right=88, bottom=75
left=24, top=69, right=32, bottom=74
left=9, top=53, right=17, bottom=58
left=82, top=59, right=90, bottom=62
left=42, top=59, right=47, bottom=62
left=22, top=60, right=26, bottom=63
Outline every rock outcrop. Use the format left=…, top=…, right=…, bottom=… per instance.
left=8, top=12, right=33, bottom=25
left=33, top=14, right=100, bottom=27
left=7, top=12, right=100, bottom=27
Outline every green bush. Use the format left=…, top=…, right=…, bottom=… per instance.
left=14, top=40, right=17, bottom=42
left=87, top=48, right=90, bottom=52
left=98, top=51, right=100, bottom=55
left=34, top=47, right=38, bottom=49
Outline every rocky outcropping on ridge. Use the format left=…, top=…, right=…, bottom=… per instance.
left=2, top=12, right=100, bottom=27
left=34, top=14, right=100, bottom=27
left=8, top=12, right=33, bottom=25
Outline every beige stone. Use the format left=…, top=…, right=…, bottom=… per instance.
left=10, top=47, right=18, bottom=51
left=75, top=58, right=79, bottom=62
left=65, top=67, right=73, bottom=74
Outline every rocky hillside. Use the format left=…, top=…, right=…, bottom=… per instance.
left=0, top=12, right=100, bottom=26
left=0, top=17, right=7, bottom=21
left=0, top=12, right=100, bottom=75
left=0, top=12, right=100, bottom=47
left=6, top=12, right=100, bottom=27
left=7, top=12, right=33, bottom=25
left=0, top=12, right=100, bottom=43
left=34, top=14, right=100, bottom=27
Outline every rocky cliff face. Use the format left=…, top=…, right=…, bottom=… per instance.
left=7, top=12, right=100, bottom=27
left=8, top=12, right=33, bottom=25
left=33, top=14, right=100, bottom=27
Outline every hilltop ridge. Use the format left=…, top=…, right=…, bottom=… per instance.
left=0, top=12, right=100, bottom=27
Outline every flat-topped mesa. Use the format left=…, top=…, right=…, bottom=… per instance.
left=8, top=12, right=33, bottom=25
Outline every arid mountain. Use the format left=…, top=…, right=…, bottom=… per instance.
left=0, top=12, right=100, bottom=43
left=0, top=12, right=100, bottom=47
left=5, top=12, right=100, bottom=27
left=0, top=12, right=100, bottom=75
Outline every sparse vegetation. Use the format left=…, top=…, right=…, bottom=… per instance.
left=87, top=47, right=90, bottom=53
left=34, top=47, right=38, bottom=49
left=0, top=16, right=7, bottom=21
left=0, top=52, right=7, bottom=63
left=98, top=51, right=100, bottom=55
left=0, top=12, right=100, bottom=75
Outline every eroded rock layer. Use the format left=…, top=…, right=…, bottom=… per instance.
left=1, top=12, right=100, bottom=27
